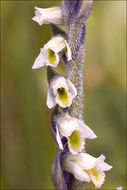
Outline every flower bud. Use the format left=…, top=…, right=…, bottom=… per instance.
left=32, top=6, right=64, bottom=26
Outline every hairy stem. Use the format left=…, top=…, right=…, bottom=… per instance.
left=66, top=20, right=86, bottom=120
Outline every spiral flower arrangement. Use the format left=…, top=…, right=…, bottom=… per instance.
left=32, top=1, right=112, bottom=189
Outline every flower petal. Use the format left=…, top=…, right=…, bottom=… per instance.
left=65, top=160, right=90, bottom=182
left=46, top=87, right=56, bottom=109
left=56, top=126, right=63, bottom=150
left=42, top=8, right=64, bottom=25
left=51, top=76, right=68, bottom=94
left=90, top=169, right=105, bottom=188
left=68, top=153, right=97, bottom=170
left=96, top=155, right=112, bottom=171
left=32, top=48, right=47, bottom=69
left=46, top=36, right=66, bottom=53
left=32, top=16, right=40, bottom=24
left=32, top=7, right=46, bottom=25
left=67, top=79, right=77, bottom=98
left=76, top=119, right=97, bottom=139
left=57, top=114, right=78, bottom=137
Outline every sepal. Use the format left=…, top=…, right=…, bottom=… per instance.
left=50, top=105, right=60, bottom=145
left=50, top=110, right=68, bottom=149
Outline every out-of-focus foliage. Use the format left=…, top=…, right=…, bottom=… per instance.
left=1, top=1, right=126, bottom=189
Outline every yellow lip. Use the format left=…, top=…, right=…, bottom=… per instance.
left=57, top=87, right=69, bottom=105
left=48, top=49, right=56, bottom=64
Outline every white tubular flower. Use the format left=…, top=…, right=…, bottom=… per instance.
left=65, top=153, right=112, bottom=188
left=32, top=6, right=64, bottom=26
left=56, top=114, right=97, bottom=154
left=47, top=76, right=77, bottom=108
left=32, top=36, right=71, bottom=69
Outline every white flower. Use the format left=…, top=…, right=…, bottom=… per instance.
left=116, top=187, right=122, bottom=190
left=65, top=153, right=112, bottom=188
left=32, top=36, right=71, bottom=69
left=56, top=114, right=97, bottom=154
left=32, top=6, right=64, bottom=26
left=47, top=76, right=77, bottom=108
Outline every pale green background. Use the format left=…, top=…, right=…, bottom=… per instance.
left=1, top=1, right=126, bottom=189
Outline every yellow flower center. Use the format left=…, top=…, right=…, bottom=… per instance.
left=91, top=167, right=99, bottom=181
left=68, top=130, right=80, bottom=148
left=84, top=167, right=99, bottom=182
left=48, top=49, right=56, bottom=64
left=57, top=87, right=68, bottom=105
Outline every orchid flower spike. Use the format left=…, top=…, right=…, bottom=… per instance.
left=47, top=76, right=77, bottom=108
left=32, top=36, right=71, bottom=69
left=32, top=6, right=64, bottom=26
left=65, top=153, right=112, bottom=188
left=56, top=113, right=97, bottom=154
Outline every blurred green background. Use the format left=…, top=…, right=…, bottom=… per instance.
left=1, top=1, right=126, bottom=189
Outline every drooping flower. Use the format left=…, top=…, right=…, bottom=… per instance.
left=47, top=76, right=77, bottom=108
left=32, top=6, right=64, bottom=26
left=65, top=153, right=112, bottom=188
left=55, top=114, right=96, bottom=154
left=32, top=36, right=71, bottom=69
